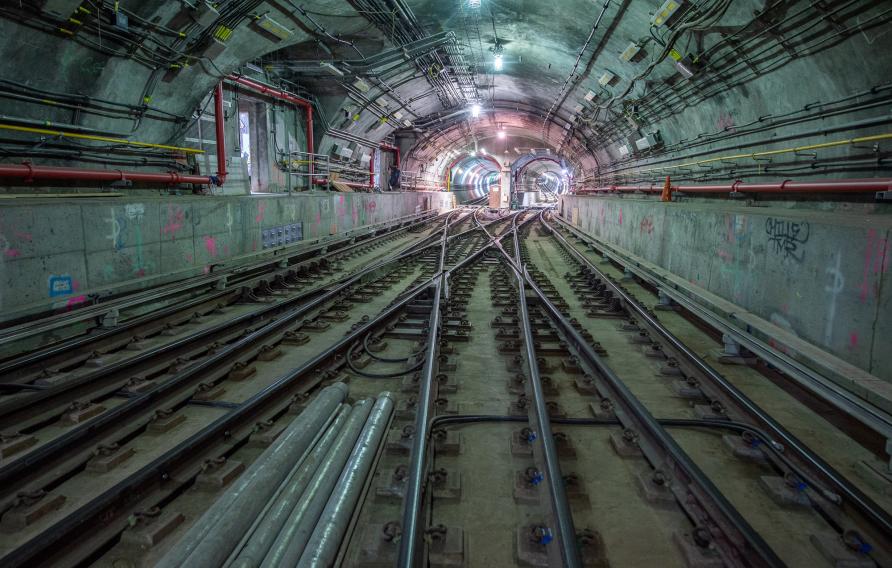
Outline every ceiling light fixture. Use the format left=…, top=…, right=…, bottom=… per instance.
left=471, top=103, right=481, bottom=118
left=497, top=130, right=506, bottom=139
left=493, top=53, right=503, bottom=71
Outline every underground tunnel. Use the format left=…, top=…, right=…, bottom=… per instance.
left=0, top=0, right=890, bottom=566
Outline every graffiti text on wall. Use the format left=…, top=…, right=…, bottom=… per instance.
left=765, top=217, right=810, bottom=263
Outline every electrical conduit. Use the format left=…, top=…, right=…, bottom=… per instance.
left=155, top=382, right=349, bottom=568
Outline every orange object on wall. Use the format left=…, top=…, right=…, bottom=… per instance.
left=660, top=176, right=672, bottom=202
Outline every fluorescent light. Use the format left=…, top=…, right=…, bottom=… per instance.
left=561, top=168, right=568, bottom=175
left=471, top=103, right=481, bottom=118
left=480, top=148, right=486, bottom=155
left=497, top=130, right=506, bottom=139
left=456, top=168, right=463, bottom=174
left=469, top=0, right=481, bottom=7
left=494, top=53, right=503, bottom=71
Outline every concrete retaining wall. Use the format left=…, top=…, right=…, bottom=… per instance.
left=0, top=191, right=454, bottom=319
left=559, top=195, right=892, bottom=382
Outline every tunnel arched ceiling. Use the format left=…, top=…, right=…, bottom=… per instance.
left=0, top=0, right=889, bottom=186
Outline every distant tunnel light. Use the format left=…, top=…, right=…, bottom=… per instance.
left=471, top=103, right=481, bottom=118
left=561, top=168, right=569, bottom=175
left=480, top=148, right=486, bottom=155
left=497, top=130, right=506, bottom=139
left=494, top=53, right=503, bottom=71
left=469, top=0, right=481, bottom=7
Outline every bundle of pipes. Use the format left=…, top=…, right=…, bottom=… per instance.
left=156, top=383, right=395, bottom=568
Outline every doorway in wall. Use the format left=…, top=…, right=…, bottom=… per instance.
left=237, top=99, right=270, bottom=193
left=239, top=111, right=252, bottom=181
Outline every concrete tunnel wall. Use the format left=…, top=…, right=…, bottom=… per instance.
left=0, top=191, right=454, bottom=320
left=559, top=195, right=892, bottom=383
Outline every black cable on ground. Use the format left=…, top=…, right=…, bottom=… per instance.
left=346, top=339, right=425, bottom=378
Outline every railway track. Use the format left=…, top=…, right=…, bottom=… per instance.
left=0, top=207, right=889, bottom=567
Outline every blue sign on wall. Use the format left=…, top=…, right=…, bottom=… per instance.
left=48, top=275, right=74, bottom=297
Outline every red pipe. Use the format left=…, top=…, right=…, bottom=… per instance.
left=575, top=178, right=892, bottom=195
left=0, top=163, right=214, bottom=185
left=214, top=82, right=227, bottom=184
left=0, top=84, right=231, bottom=187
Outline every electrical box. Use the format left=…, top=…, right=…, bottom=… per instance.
left=332, top=142, right=353, bottom=160
left=192, top=1, right=220, bottom=28
left=403, top=119, right=413, bottom=127
left=598, top=71, right=617, bottom=87
left=635, top=131, right=663, bottom=151
left=353, top=78, right=371, bottom=93
left=583, top=90, right=597, bottom=102
left=257, top=15, right=292, bottom=40
left=619, top=42, right=642, bottom=62
left=675, top=57, right=696, bottom=78
left=320, top=62, right=344, bottom=77
left=618, top=144, right=630, bottom=157
left=651, top=0, right=683, bottom=27
left=393, top=110, right=404, bottom=120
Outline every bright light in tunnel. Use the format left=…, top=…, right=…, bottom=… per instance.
left=469, top=0, right=481, bottom=7
left=497, top=130, right=506, bottom=139
left=471, top=103, right=481, bottom=118
left=480, top=148, right=486, bottom=155
left=493, top=53, right=503, bottom=71
left=561, top=169, right=569, bottom=175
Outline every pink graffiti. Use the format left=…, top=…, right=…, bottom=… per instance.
left=65, top=295, right=87, bottom=310
left=162, top=205, right=186, bottom=239
left=849, top=332, right=859, bottom=349
left=255, top=203, right=266, bottom=223
left=4, top=248, right=20, bottom=258
left=858, top=229, right=890, bottom=302
left=203, top=235, right=218, bottom=258
left=639, top=216, right=654, bottom=235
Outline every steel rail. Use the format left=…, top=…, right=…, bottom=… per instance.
left=0, top=212, right=473, bottom=499
left=398, top=211, right=531, bottom=566
left=550, top=215, right=892, bottom=440
left=509, top=217, right=783, bottom=567
left=0, top=209, right=441, bottom=349
left=0, top=214, right=460, bottom=423
left=0, top=209, right=436, bottom=377
left=397, top=210, right=447, bottom=568
left=0, top=256, right=460, bottom=568
left=509, top=211, right=582, bottom=567
left=544, top=215, right=892, bottom=541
